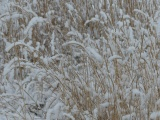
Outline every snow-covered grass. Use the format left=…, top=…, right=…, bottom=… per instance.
left=0, top=0, right=160, bottom=119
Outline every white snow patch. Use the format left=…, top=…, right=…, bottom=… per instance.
left=100, top=11, right=107, bottom=20
left=51, top=32, right=55, bottom=55
left=150, top=111, right=160, bottom=119
left=122, top=113, right=136, bottom=120
left=65, top=3, right=74, bottom=11
left=62, top=41, right=85, bottom=49
left=24, top=17, right=47, bottom=34
left=84, top=17, right=99, bottom=26
left=5, top=40, right=34, bottom=52
left=108, top=55, right=122, bottom=61
left=85, top=47, right=103, bottom=63
left=100, top=102, right=109, bottom=108
left=127, top=46, right=135, bottom=54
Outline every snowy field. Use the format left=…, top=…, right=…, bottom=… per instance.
left=1, top=0, right=160, bottom=120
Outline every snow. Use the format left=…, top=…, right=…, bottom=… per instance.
left=84, top=17, right=99, bottom=26
left=51, top=32, right=55, bottom=55
left=85, top=46, right=103, bottom=63
left=10, top=2, right=38, bottom=17
left=127, top=46, right=135, bottom=54
left=5, top=40, right=34, bottom=53
left=117, top=21, right=123, bottom=28
left=100, top=102, right=109, bottom=108
left=1, top=0, right=160, bottom=120
left=63, top=113, right=75, bottom=120
left=156, top=99, right=160, bottom=105
left=67, top=27, right=83, bottom=39
left=104, top=92, right=112, bottom=99
left=132, top=89, right=144, bottom=97
left=100, top=11, right=107, bottom=20
left=0, top=13, right=23, bottom=21
left=65, top=3, right=74, bottom=11
left=3, top=57, right=25, bottom=76
left=134, top=9, right=149, bottom=17
left=123, top=15, right=130, bottom=19
left=62, top=41, right=85, bottom=49
left=46, top=102, right=63, bottom=120
left=24, top=17, right=47, bottom=35
left=157, top=18, right=160, bottom=37
left=108, top=55, right=122, bottom=61
left=33, top=0, right=37, bottom=5
left=122, top=113, right=136, bottom=120
left=150, top=111, right=160, bottom=119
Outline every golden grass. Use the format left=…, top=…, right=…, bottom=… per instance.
left=0, top=0, right=160, bottom=119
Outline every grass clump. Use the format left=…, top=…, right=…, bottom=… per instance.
left=0, top=0, right=160, bottom=119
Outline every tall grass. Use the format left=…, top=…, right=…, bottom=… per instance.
left=0, top=0, right=160, bottom=119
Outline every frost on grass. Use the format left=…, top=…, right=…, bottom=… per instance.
left=127, top=46, right=136, bottom=54
left=62, top=40, right=85, bottom=49
left=5, top=39, right=34, bottom=52
left=150, top=111, right=160, bottom=120
left=1, top=0, right=160, bottom=120
left=122, top=113, right=136, bottom=120
left=24, top=17, right=47, bottom=35
left=84, top=16, right=99, bottom=26
left=108, top=55, right=122, bottom=61
left=50, top=32, right=55, bottom=55
left=65, top=3, right=74, bottom=11
left=67, top=27, right=83, bottom=39
left=85, top=46, right=103, bottom=63
left=100, top=102, right=109, bottom=108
